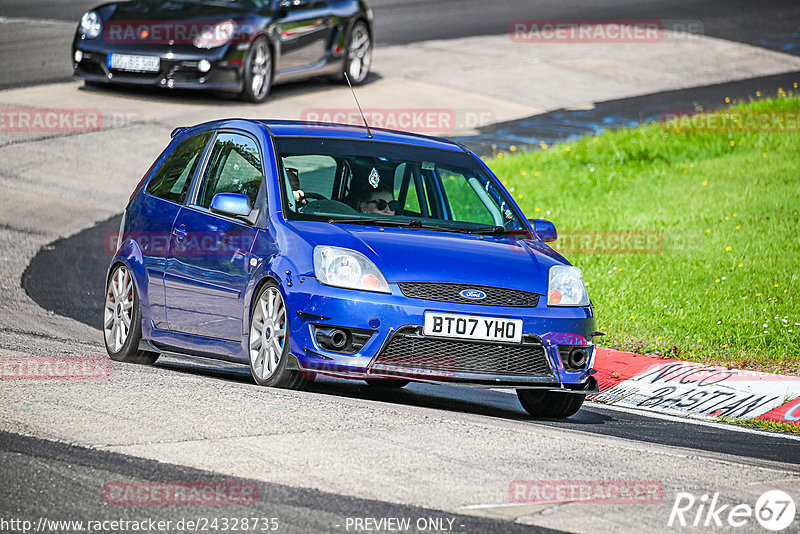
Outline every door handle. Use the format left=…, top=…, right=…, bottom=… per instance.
left=173, top=225, right=187, bottom=241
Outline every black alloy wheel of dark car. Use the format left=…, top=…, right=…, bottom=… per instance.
left=342, top=21, right=371, bottom=84
left=517, top=389, right=585, bottom=418
left=103, top=264, right=160, bottom=365
left=240, top=36, right=273, bottom=103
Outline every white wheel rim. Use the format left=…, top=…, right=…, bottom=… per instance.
left=250, top=41, right=271, bottom=98
left=249, top=287, right=286, bottom=380
left=348, top=26, right=371, bottom=83
left=104, top=266, right=133, bottom=353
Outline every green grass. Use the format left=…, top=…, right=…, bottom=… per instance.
left=486, top=89, right=800, bottom=374
left=716, top=416, right=800, bottom=435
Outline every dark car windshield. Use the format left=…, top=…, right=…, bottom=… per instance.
left=273, top=137, right=530, bottom=235
left=182, top=0, right=270, bottom=6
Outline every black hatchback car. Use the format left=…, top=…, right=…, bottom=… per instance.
left=72, top=0, right=373, bottom=102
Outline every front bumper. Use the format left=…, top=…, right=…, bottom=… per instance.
left=284, top=277, right=597, bottom=390
left=72, top=46, right=242, bottom=92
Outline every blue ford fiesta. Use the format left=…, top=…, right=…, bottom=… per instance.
left=104, top=118, right=598, bottom=417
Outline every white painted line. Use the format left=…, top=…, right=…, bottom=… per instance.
left=0, top=16, right=74, bottom=26
left=595, top=361, right=800, bottom=421
left=492, top=385, right=800, bottom=438
left=588, top=401, right=800, bottom=441
left=456, top=502, right=545, bottom=511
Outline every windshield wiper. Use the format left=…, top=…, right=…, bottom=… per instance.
left=329, top=218, right=467, bottom=232
left=329, top=217, right=419, bottom=226
left=329, top=218, right=523, bottom=236
left=463, top=225, right=508, bottom=235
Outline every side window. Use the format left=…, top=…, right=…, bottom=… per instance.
left=145, top=132, right=211, bottom=204
left=439, top=168, right=499, bottom=225
left=197, top=133, right=264, bottom=209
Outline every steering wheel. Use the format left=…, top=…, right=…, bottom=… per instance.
left=302, top=192, right=326, bottom=201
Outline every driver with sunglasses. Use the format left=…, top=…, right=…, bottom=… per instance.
left=357, top=187, right=398, bottom=215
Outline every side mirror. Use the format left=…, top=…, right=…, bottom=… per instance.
left=529, top=218, right=557, bottom=242
left=210, top=193, right=252, bottom=219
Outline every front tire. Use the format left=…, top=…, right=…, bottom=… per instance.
left=239, top=36, right=273, bottom=103
left=248, top=282, right=313, bottom=389
left=103, top=264, right=159, bottom=365
left=341, top=21, right=371, bottom=84
left=517, top=389, right=585, bottom=418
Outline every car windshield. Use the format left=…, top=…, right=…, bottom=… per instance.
left=274, top=137, right=530, bottom=235
left=183, top=0, right=270, bottom=6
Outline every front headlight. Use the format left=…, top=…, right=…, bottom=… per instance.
left=313, top=246, right=390, bottom=293
left=193, top=20, right=236, bottom=48
left=80, top=11, right=102, bottom=39
left=548, top=265, right=590, bottom=306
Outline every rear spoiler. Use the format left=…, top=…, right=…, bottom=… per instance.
left=171, top=126, right=187, bottom=138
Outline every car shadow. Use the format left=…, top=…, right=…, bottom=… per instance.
left=76, top=70, right=384, bottom=107
left=153, top=353, right=614, bottom=426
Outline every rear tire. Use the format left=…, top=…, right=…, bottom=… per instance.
left=248, top=282, right=314, bottom=390
left=103, top=264, right=159, bottom=365
left=517, top=389, right=584, bottom=418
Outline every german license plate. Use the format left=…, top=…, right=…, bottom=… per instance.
left=423, top=312, right=522, bottom=343
left=107, top=53, right=160, bottom=72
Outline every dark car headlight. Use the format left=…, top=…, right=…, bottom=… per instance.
left=80, top=11, right=102, bottom=39
left=193, top=20, right=237, bottom=49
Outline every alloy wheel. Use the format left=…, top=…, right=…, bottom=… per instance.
left=347, top=25, right=371, bottom=83
left=250, top=40, right=272, bottom=99
left=249, top=286, right=286, bottom=380
left=104, top=266, right=133, bottom=353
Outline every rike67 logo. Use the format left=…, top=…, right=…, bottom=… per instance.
left=669, top=490, right=796, bottom=531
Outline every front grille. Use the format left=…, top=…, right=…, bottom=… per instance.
left=370, top=328, right=552, bottom=377
left=397, top=282, right=540, bottom=307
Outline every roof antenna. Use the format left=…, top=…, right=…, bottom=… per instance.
left=343, top=71, right=372, bottom=139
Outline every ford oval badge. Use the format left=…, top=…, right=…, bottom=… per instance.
left=460, top=289, right=487, bottom=300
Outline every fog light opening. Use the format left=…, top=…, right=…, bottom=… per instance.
left=316, top=327, right=349, bottom=350
left=568, top=348, right=589, bottom=369
left=74, top=50, right=83, bottom=63
left=198, top=59, right=211, bottom=73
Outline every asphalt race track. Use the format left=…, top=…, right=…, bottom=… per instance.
left=1, top=0, right=800, bottom=90
left=21, top=212, right=800, bottom=464
left=3, top=1, right=800, bottom=533
left=0, top=431, right=564, bottom=534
